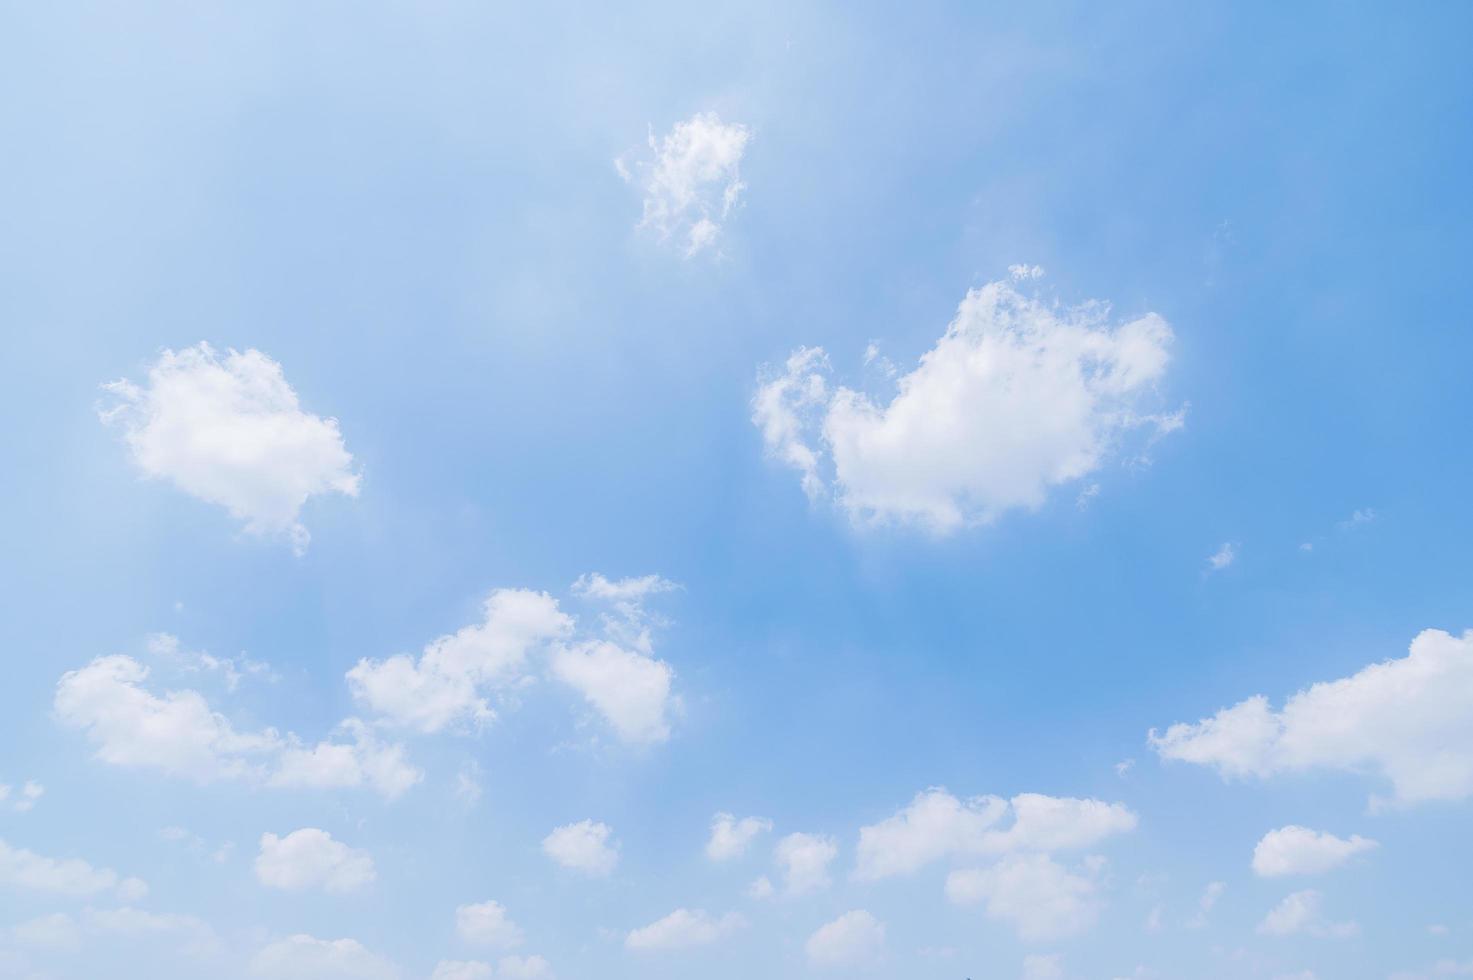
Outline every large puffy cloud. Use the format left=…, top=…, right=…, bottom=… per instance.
left=753, top=278, right=1179, bottom=531
left=350, top=575, right=680, bottom=745
left=1150, top=628, right=1473, bottom=805
left=348, top=590, right=572, bottom=733
left=100, top=343, right=359, bottom=553
left=455, top=900, right=523, bottom=948
left=945, top=854, right=1104, bottom=942
left=542, top=820, right=618, bottom=877
left=805, top=910, right=885, bottom=968
left=618, top=112, right=750, bottom=257
left=0, top=839, right=143, bottom=898
left=774, top=832, right=838, bottom=896
left=854, top=788, right=1136, bottom=880
left=1257, top=890, right=1359, bottom=938
left=705, top=813, right=773, bottom=861
left=54, top=655, right=419, bottom=799
left=254, top=829, right=375, bottom=893
left=625, top=909, right=745, bottom=950
left=249, top=934, right=399, bottom=979
left=1252, top=826, right=1378, bottom=877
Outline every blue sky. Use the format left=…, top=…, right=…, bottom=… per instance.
left=2, top=3, right=1472, bottom=979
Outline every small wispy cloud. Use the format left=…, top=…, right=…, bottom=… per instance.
left=1206, top=542, right=1236, bottom=572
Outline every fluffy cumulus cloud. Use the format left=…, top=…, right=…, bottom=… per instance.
left=706, top=812, right=773, bottom=861
left=1257, top=890, right=1359, bottom=939
left=542, top=820, right=618, bottom=876
left=1150, top=628, right=1473, bottom=805
left=250, top=934, right=399, bottom=979
left=625, top=909, right=745, bottom=950
left=619, top=112, right=750, bottom=257
left=348, top=589, right=572, bottom=733
left=753, top=278, right=1179, bottom=532
left=774, top=832, right=838, bottom=896
left=54, top=654, right=420, bottom=799
left=1252, top=826, right=1379, bottom=877
left=805, top=910, right=885, bottom=968
left=254, top=829, right=375, bottom=893
left=854, top=788, right=1136, bottom=880
left=100, top=343, right=359, bottom=553
left=351, top=575, right=679, bottom=745
left=946, top=854, right=1105, bottom=942
left=455, top=900, right=524, bottom=948
left=0, top=839, right=143, bottom=898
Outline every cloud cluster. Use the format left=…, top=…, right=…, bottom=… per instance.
left=854, top=789, right=1137, bottom=879
left=1151, top=628, right=1473, bottom=805
left=0, top=839, right=145, bottom=899
left=1251, top=826, right=1378, bottom=877
left=255, top=829, right=375, bottom=893
left=249, top=934, right=399, bottom=979
left=455, top=900, right=524, bottom=948
left=805, top=910, right=885, bottom=968
left=100, top=343, right=359, bottom=553
left=625, top=908, right=744, bottom=950
left=773, top=832, right=838, bottom=896
left=705, top=813, right=773, bottom=861
left=1257, top=890, right=1359, bottom=939
left=619, top=112, right=750, bottom=257
left=54, top=654, right=420, bottom=799
left=350, top=575, right=680, bottom=745
left=753, top=278, right=1179, bottom=531
left=542, top=820, right=618, bottom=877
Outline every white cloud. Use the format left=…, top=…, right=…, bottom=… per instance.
left=0, top=780, right=43, bottom=813
left=620, top=112, right=750, bottom=257
left=1150, top=628, right=1473, bottom=805
left=268, top=718, right=422, bottom=799
left=250, top=934, right=399, bottom=979
left=100, top=343, right=359, bottom=553
left=542, top=820, right=618, bottom=877
left=455, top=901, right=523, bottom=948
left=946, top=854, right=1102, bottom=942
left=1023, top=953, right=1065, bottom=979
left=1187, top=880, right=1226, bottom=929
left=550, top=640, right=674, bottom=744
left=746, top=875, right=775, bottom=900
left=430, top=962, right=492, bottom=980
left=350, top=576, right=680, bottom=746
left=853, top=789, right=1136, bottom=880
left=11, top=913, right=81, bottom=948
left=54, top=655, right=420, bottom=799
left=705, top=813, right=773, bottom=861
left=348, top=589, right=572, bottom=733
left=1252, top=826, right=1378, bottom=877
left=625, top=909, right=745, bottom=950
left=146, top=631, right=275, bottom=691
left=1009, top=263, right=1046, bottom=281
left=0, top=838, right=141, bottom=898
left=753, top=278, right=1179, bottom=532
left=497, top=955, right=553, bottom=978
left=255, top=829, right=375, bottom=893
left=805, top=910, right=885, bottom=968
left=11, top=907, right=213, bottom=953
left=774, top=832, right=837, bottom=896
left=1206, top=542, right=1236, bottom=571
left=1257, top=890, right=1358, bottom=938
